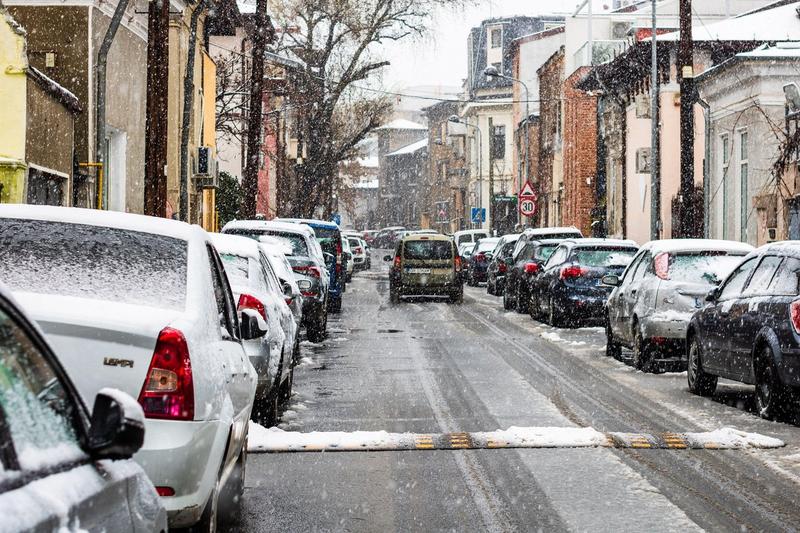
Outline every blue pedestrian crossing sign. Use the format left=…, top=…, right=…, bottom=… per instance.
left=471, top=207, right=486, bottom=224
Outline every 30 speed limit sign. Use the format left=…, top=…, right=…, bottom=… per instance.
left=518, top=181, right=537, bottom=217
left=520, top=198, right=536, bottom=216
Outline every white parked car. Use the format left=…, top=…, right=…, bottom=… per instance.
left=0, top=283, right=168, bottom=533
left=259, top=238, right=304, bottom=359
left=453, top=229, right=490, bottom=247
left=342, top=236, right=355, bottom=283
left=604, top=239, right=754, bottom=372
left=0, top=205, right=259, bottom=531
left=210, top=233, right=298, bottom=425
left=347, top=235, right=368, bottom=271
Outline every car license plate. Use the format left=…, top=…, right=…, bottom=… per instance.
left=407, top=268, right=431, bottom=274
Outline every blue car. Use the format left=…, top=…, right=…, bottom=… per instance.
left=277, top=218, right=346, bottom=313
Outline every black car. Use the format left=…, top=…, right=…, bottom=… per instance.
left=466, top=237, right=501, bottom=286
left=503, top=239, right=560, bottom=313
left=686, top=242, right=800, bottom=419
left=486, top=234, right=521, bottom=296
left=530, top=239, right=638, bottom=327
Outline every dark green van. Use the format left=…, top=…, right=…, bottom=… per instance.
left=385, top=234, right=463, bottom=303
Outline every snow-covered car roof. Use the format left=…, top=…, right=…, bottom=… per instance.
left=258, top=235, right=294, bottom=256
left=562, top=238, right=638, bottom=248
left=209, top=232, right=262, bottom=260
left=755, top=241, right=800, bottom=258
left=499, top=233, right=521, bottom=242
left=523, top=226, right=582, bottom=236
left=641, top=239, right=754, bottom=255
left=0, top=204, right=203, bottom=242
left=276, top=217, right=339, bottom=230
left=222, top=219, right=317, bottom=238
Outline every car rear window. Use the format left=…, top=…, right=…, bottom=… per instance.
left=662, top=252, right=746, bottom=285
left=574, top=247, right=637, bottom=267
left=404, top=241, right=453, bottom=260
left=0, top=218, right=187, bottom=309
left=768, top=257, right=800, bottom=295
left=225, top=228, right=309, bottom=256
left=348, top=238, right=361, bottom=248
left=531, top=232, right=582, bottom=240
left=476, top=240, right=499, bottom=253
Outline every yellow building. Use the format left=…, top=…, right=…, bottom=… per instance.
left=0, top=7, right=28, bottom=202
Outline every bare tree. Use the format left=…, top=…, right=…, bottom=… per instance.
left=215, top=52, right=249, bottom=147
left=263, top=0, right=465, bottom=218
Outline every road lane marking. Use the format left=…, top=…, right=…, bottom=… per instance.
left=248, top=425, right=785, bottom=453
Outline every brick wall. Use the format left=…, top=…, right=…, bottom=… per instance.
left=562, top=67, right=597, bottom=236
left=537, top=47, right=564, bottom=226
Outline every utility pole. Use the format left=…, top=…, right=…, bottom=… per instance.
left=678, top=0, right=695, bottom=237
left=241, top=0, right=269, bottom=219
left=650, top=0, right=661, bottom=240
left=488, top=117, right=495, bottom=233
left=144, top=0, right=170, bottom=218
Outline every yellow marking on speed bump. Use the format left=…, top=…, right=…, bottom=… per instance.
left=448, top=432, right=471, bottom=449
left=663, top=433, right=687, bottom=449
left=415, top=435, right=434, bottom=449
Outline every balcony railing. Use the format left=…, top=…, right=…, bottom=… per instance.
left=573, top=39, right=628, bottom=68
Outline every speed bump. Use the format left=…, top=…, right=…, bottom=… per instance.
left=248, top=425, right=785, bottom=453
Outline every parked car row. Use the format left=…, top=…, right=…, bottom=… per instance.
left=0, top=205, right=359, bottom=531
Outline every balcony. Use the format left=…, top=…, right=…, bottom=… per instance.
left=573, top=40, right=628, bottom=68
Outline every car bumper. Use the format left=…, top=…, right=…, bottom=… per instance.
left=395, top=283, right=460, bottom=296
left=555, top=292, right=608, bottom=324
left=135, top=418, right=228, bottom=528
left=640, top=316, right=691, bottom=342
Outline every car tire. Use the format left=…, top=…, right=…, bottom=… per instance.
left=502, top=285, right=514, bottom=310
left=292, top=335, right=301, bottom=366
left=632, top=329, right=654, bottom=372
left=755, top=343, right=789, bottom=420
left=687, top=335, right=717, bottom=397
left=307, top=310, right=326, bottom=343
left=390, top=283, right=401, bottom=304
left=218, top=440, right=247, bottom=528
left=329, top=296, right=342, bottom=314
left=516, top=285, right=528, bottom=314
left=280, top=363, right=294, bottom=406
left=487, top=278, right=495, bottom=295
left=346, top=273, right=353, bottom=283
left=449, top=287, right=464, bottom=304
left=529, top=291, right=541, bottom=320
left=605, top=318, right=621, bottom=359
left=549, top=297, right=563, bottom=328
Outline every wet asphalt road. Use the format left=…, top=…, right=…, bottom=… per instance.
left=240, top=253, right=800, bottom=532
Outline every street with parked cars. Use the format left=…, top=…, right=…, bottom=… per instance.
left=6, top=216, right=800, bottom=531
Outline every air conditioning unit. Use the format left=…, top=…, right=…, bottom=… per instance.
left=193, top=146, right=218, bottom=189
left=767, top=227, right=778, bottom=242
left=611, top=21, right=631, bottom=40
left=635, top=93, right=650, bottom=118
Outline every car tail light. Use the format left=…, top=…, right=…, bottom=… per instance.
left=475, top=252, right=486, bottom=262
left=355, top=247, right=363, bottom=254
left=655, top=252, right=670, bottom=280
left=238, top=293, right=266, bottom=320
left=498, top=262, right=507, bottom=273
left=285, top=297, right=293, bottom=306
left=524, top=262, right=539, bottom=275
left=791, top=300, right=800, bottom=334
left=560, top=265, right=586, bottom=279
left=156, top=486, right=175, bottom=497
left=455, top=255, right=462, bottom=271
left=301, top=291, right=316, bottom=297
left=138, top=328, right=194, bottom=421
left=292, top=265, right=322, bottom=279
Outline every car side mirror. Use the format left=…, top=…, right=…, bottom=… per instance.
left=283, top=283, right=294, bottom=299
left=705, top=288, right=718, bottom=302
left=323, top=252, right=335, bottom=267
left=383, top=255, right=393, bottom=262
left=601, top=274, right=620, bottom=287
left=87, top=389, right=145, bottom=459
left=240, top=308, right=268, bottom=340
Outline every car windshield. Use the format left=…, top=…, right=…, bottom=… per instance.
left=574, top=247, right=637, bottom=267
left=404, top=241, right=452, bottom=260
left=476, top=240, right=499, bottom=253
left=0, top=219, right=187, bottom=309
left=226, top=229, right=309, bottom=256
left=668, top=252, right=747, bottom=285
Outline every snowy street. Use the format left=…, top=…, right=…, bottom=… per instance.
left=238, top=254, right=800, bottom=532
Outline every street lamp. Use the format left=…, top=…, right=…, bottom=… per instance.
left=449, top=115, right=483, bottom=228
left=484, top=66, right=532, bottom=221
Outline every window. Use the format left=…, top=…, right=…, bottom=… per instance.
left=403, top=241, right=453, bottom=260
left=573, top=248, right=637, bottom=268
left=719, top=257, right=757, bottom=300
left=491, top=125, right=506, bottom=160
left=545, top=246, right=568, bottom=269
left=631, top=253, right=651, bottom=282
left=769, top=257, right=800, bottom=295
left=207, top=245, right=238, bottom=339
left=0, top=219, right=187, bottom=310
left=0, top=307, right=83, bottom=472
left=534, top=244, right=557, bottom=262
left=490, top=28, right=502, bottom=48
left=666, top=252, right=748, bottom=286
left=743, top=256, right=782, bottom=295
left=225, top=229, right=309, bottom=257
left=739, top=130, right=749, bottom=241
left=721, top=134, right=730, bottom=239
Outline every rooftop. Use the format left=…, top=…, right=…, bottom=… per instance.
left=375, top=119, right=428, bottom=131
left=386, top=138, right=428, bottom=157
left=658, top=2, right=800, bottom=42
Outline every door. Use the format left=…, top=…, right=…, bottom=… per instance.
left=619, top=252, right=651, bottom=344
left=540, top=245, right=569, bottom=315
left=260, top=252, right=293, bottom=376
left=608, top=249, right=645, bottom=338
left=731, top=255, right=783, bottom=381
left=0, top=305, right=133, bottom=531
left=707, top=256, right=758, bottom=374
left=207, top=245, right=250, bottom=457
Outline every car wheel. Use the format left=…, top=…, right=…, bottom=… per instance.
left=632, top=329, right=654, bottom=372
left=292, top=335, right=301, bottom=366
left=449, top=287, right=463, bottom=304
left=687, top=335, right=717, bottom=397
left=605, top=318, right=621, bottom=359
left=280, top=362, right=294, bottom=405
left=329, top=296, right=342, bottom=314
left=307, top=310, right=326, bottom=343
left=529, top=291, right=540, bottom=320
left=218, top=440, right=247, bottom=527
left=549, top=297, right=563, bottom=328
left=390, top=283, right=401, bottom=304
left=487, top=278, right=494, bottom=295
left=755, top=344, right=789, bottom=420
left=516, top=285, right=528, bottom=314
left=502, top=285, right=514, bottom=311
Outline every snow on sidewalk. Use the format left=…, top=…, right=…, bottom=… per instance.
left=247, top=422, right=783, bottom=453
